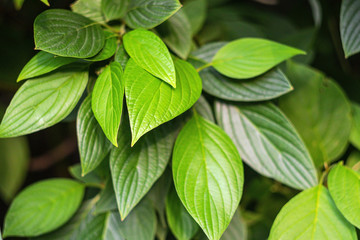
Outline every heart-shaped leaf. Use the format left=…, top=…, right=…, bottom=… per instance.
left=328, top=164, right=360, bottom=229
left=211, top=38, right=305, bottom=79
left=124, top=58, right=201, bottom=145
left=172, top=112, right=244, bottom=240
left=350, top=102, right=360, bottom=150
left=123, top=29, right=176, bottom=87
left=269, top=185, right=357, bottom=240
left=101, top=0, right=128, bottom=21
left=3, top=179, right=85, bottom=237
left=215, top=101, right=318, bottom=190
left=77, top=95, right=111, bottom=176
left=34, top=9, right=105, bottom=58
left=125, top=0, right=181, bottom=29
left=92, top=62, right=124, bottom=146
left=110, top=118, right=177, bottom=219
left=340, top=0, right=360, bottom=57
left=0, top=64, right=88, bottom=138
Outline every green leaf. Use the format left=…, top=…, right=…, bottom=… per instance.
left=71, top=0, right=104, bottom=23
left=221, top=209, right=247, bottom=240
left=0, top=137, right=29, bottom=203
left=110, top=118, right=177, bottom=219
left=114, top=44, right=129, bottom=70
left=92, top=62, right=124, bottom=146
left=68, top=164, right=103, bottom=187
left=3, top=179, right=85, bottom=237
left=215, top=101, right=318, bottom=190
left=13, top=0, right=24, bottom=10
left=101, top=0, right=128, bottom=21
left=34, top=9, right=105, bottom=58
left=0, top=65, right=88, bottom=138
left=94, top=179, right=118, bottom=214
left=85, top=31, right=117, bottom=62
left=172, top=112, right=244, bottom=240
left=279, top=62, right=352, bottom=166
left=328, top=164, right=360, bottom=229
left=194, top=95, right=215, bottom=122
left=124, top=58, right=201, bottom=145
left=350, top=102, right=360, bottom=150
left=41, top=0, right=49, bottom=6
left=123, top=29, right=176, bottom=87
left=182, top=0, right=207, bottom=35
left=269, top=185, right=357, bottom=240
left=17, top=51, right=76, bottom=82
left=125, top=0, right=181, bottom=29
left=77, top=95, right=111, bottom=175
left=308, top=0, right=322, bottom=27
left=340, top=0, right=360, bottom=57
left=118, top=200, right=157, bottom=240
left=157, top=9, right=192, bottom=59
left=210, top=38, right=305, bottom=79
left=166, top=186, right=199, bottom=240
left=347, top=151, right=360, bottom=173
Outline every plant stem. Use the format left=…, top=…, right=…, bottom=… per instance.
left=196, top=62, right=213, bottom=72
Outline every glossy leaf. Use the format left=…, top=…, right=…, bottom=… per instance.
left=279, top=62, right=352, bottom=166
left=350, top=102, right=360, bottom=150
left=110, top=118, right=177, bottom=219
left=3, top=179, right=85, bottom=237
left=123, top=29, right=176, bottom=87
left=124, top=58, right=201, bottom=145
left=101, top=0, right=128, bottom=21
left=221, top=209, right=247, bottom=240
left=125, top=0, right=181, bottom=29
left=211, top=38, right=305, bottom=79
left=17, top=51, right=76, bottom=82
left=77, top=95, right=111, bottom=176
left=0, top=137, right=29, bottom=202
left=0, top=65, right=88, bottom=138
left=328, top=164, right=360, bottom=229
left=182, top=0, right=207, bottom=35
left=94, top=179, right=118, bottom=214
left=172, top=112, right=244, bottom=240
left=166, top=186, right=199, bottom=240
left=34, top=9, right=105, bottom=58
left=85, top=32, right=117, bottom=62
left=157, top=9, right=192, bottom=59
left=340, top=0, right=360, bottom=57
left=269, top=185, right=357, bottom=240
left=71, top=0, right=104, bottom=23
left=92, top=62, right=124, bottom=146
left=215, top=101, right=318, bottom=190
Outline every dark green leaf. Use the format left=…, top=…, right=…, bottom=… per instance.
left=101, top=0, right=128, bottom=21
left=3, top=179, right=85, bottom=237
left=114, top=44, right=129, bottom=70
left=340, top=0, right=360, bottom=57
left=85, top=31, right=117, bottom=62
left=0, top=65, right=88, bottom=138
left=94, top=179, right=118, bottom=214
left=125, top=0, right=181, bottom=29
left=215, top=101, right=318, bottom=190
left=183, top=0, right=207, bottom=35
left=68, top=164, right=103, bottom=187
left=71, top=0, right=104, bottom=23
left=123, top=29, right=176, bottom=87
left=347, top=151, right=360, bottom=173
left=194, top=95, right=215, bottom=122
left=350, top=102, right=360, bottom=150
left=308, top=0, right=322, bottom=27
left=124, top=58, right=201, bottom=145
left=34, top=9, right=105, bottom=58
left=221, top=209, right=247, bottom=240
left=172, top=112, right=244, bottom=240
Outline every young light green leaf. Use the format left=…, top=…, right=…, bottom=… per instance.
left=340, top=0, right=360, bottom=57
left=3, top=179, right=85, bottom=237
left=124, top=58, right=201, bottom=145
left=94, top=179, right=118, bottom=214
left=114, top=44, right=129, bottom=70
left=85, top=32, right=117, bottom=62
left=41, top=0, right=50, bottom=6
left=34, top=9, right=105, bottom=58
left=350, top=102, right=360, bottom=150
left=118, top=200, right=157, bottom=240
left=210, top=38, right=305, bottom=79
left=71, top=0, right=104, bottom=23
left=172, top=112, right=244, bottom=240
left=269, top=185, right=357, bottom=240
left=182, top=0, right=207, bottom=35
left=157, top=9, right=192, bottom=59
left=166, top=186, right=199, bottom=240
left=101, top=0, right=128, bottom=21
left=92, top=62, right=124, bottom=146
left=279, top=62, right=352, bottom=166
left=110, top=118, right=177, bottom=219
left=215, top=101, right=318, bottom=190
left=77, top=95, right=111, bottom=176
left=123, top=29, right=176, bottom=87
left=13, top=0, right=24, bottom=10
left=0, top=137, right=29, bottom=203
left=0, top=65, right=88, bottom=138
left=328, top=164, right=360, bottom=229
left=221, top=209, right=247, bottom=240
left=17, top=51, right=76, bottom=82
left=125, top=0, right=181, bottom=29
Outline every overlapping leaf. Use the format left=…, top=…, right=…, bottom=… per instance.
left=172, top=112, right=244, bottom=240
left=71, top=0, right=104, bottom=22
left=215, top=101, right=318, bottom=190
left=221, top=209, right=247, bottom=240
left=114, top=44, right=129, bottom=70
left=340, top=0, right=360, bottom=57
left=182, top=0, right=207, bottom=35
left=350, top=102, right=360, bottom=150
left=101, top=0, right=128, bottom=21
left=85, top=32, right=117, bottom=62
left=194, top=95, right=215, bottom=122
left=94, top=179, right=117, bottom=214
